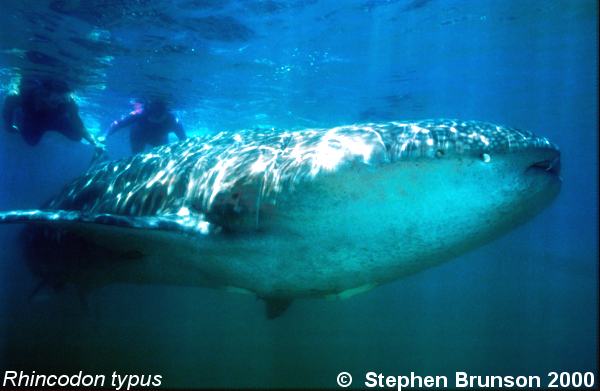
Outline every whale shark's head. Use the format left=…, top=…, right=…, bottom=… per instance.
left=335, top=119, right=563, bottom=266
left=383, top=119, right=562, bottom=220
left=244, top=119, right=563, bottom=290
left=380, top=119, right=562, bottom=205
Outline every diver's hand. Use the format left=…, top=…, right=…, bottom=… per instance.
left=91, top=141, right=107, bottom=161
left=94, top=141, right=106, bottom=153
left=90, top=143, right=108, bottom=167
left=90, top=134, right=106, bottom=152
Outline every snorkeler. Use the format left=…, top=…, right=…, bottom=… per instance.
left=104, top=98, right=186, bottom=154
left=3, top=78, right=103, bottom=150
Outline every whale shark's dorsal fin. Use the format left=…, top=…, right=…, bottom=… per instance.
left=0, top=209, right=217, bottom=236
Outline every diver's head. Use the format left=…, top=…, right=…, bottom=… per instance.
left=20, top=77, right=71, bottom=110
left=145, top=98, right=168, bottom=115
left=19, top=77, right=70, bottom=96
left=46, top=91, right=70, bottom=108
left=42, top=79, right=71, bottom=94
left=41, top=79, right=71, bottom=108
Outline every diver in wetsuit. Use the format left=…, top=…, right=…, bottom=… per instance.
left=3, top=78, right=102, bottom=150
left=105, top=98, right=186, bottom=154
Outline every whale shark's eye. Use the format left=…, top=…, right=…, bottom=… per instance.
left=435, top=149, right=444, bottom=158
left=481, top=153, right=491, bottom=163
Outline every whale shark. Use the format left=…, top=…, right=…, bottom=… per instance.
left=0, top=119, right=561, bottom=318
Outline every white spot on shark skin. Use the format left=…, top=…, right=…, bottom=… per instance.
left=410, top=124, right=429, bottom=134
left=309, top=127, right=379, bottom=175
left=176, top=207, right=190, bottom=217
left=146, top=170, right=166, bottom=188
left=196, top=220, right=210, bottom=234
left=251, top=157, right=269, bottom=173
left=146, top=161, right=175, bottom=189
left=142, top=153, right=160, bottom=163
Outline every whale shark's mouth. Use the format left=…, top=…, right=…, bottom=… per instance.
left=527, top=155, right=561, bottom=177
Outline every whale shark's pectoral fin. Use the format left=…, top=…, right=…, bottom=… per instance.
left=263, top=298, right=293, bottom=319
left=0, top=209, right=217, bottom=236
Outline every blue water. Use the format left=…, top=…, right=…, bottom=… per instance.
left=0, top=0, right=597, bottom=388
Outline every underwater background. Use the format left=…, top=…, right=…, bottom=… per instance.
left=0, top=0, right=597, bottom=388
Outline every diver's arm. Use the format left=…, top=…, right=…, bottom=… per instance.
left=3, top=94, right=21, bottom=133
left=172, top=117, right=187, bottom=140
left=106, top=113, right=139, bottom=136
left=67, top=102, right=101, bottom=148
left=80, top=123, right=98, bottom=147
left=82, top=129, right=99, bottom=147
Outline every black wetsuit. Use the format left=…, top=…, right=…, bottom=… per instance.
left=2, top=80, right=88, bottom=146
left=107, top=109, right=186, bottom=154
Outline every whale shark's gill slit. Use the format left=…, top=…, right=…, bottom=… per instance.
left=255, top=176, right=265, bottom=229
left=255, top=192, right=261, bottom=228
